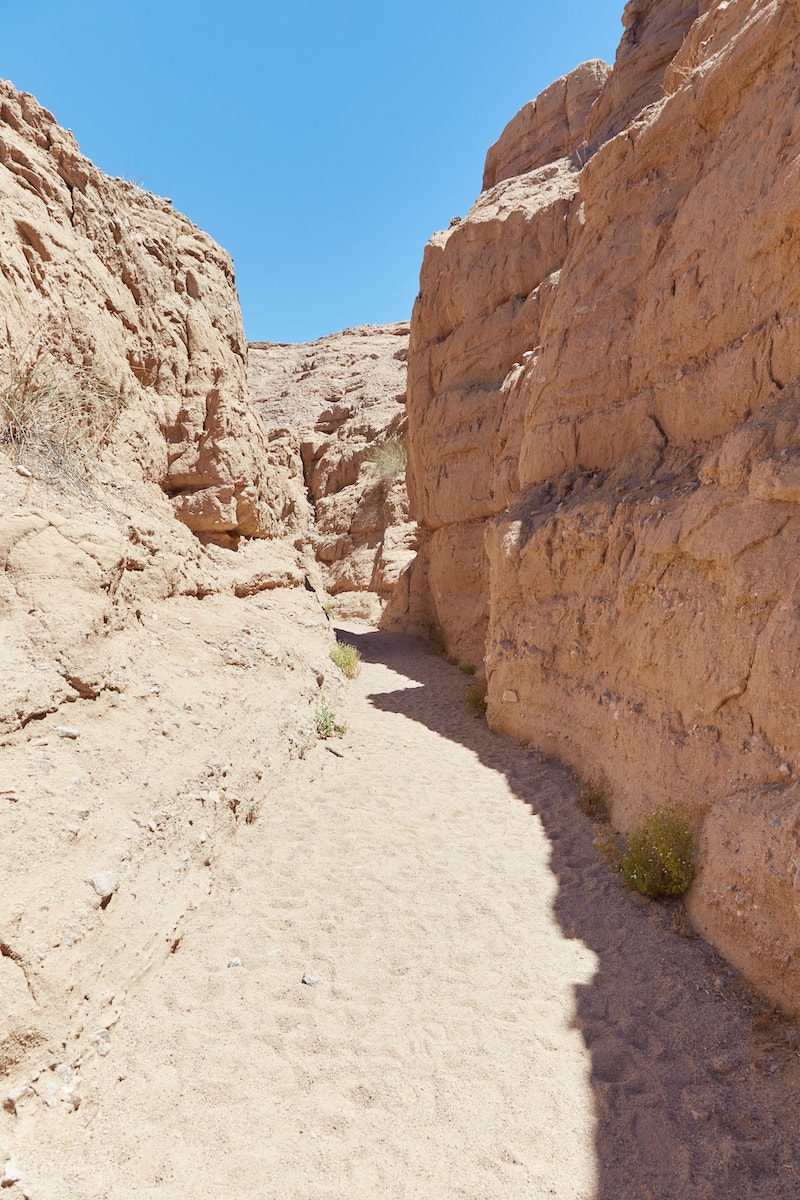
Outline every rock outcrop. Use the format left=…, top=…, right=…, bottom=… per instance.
left=0, top=78, right=304, bottom=541
left=393, top=0, right=800, bottom=1013
left=249, top=324, right=417, bottom=621
left=0, top=82, right=339, bottom=1091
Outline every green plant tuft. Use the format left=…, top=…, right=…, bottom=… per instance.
left=329, top=640, right=361, bottom=679
left=466, top=678, right=488, bottom=715
left=315, top=696, right=346, bottom=739
left=621, top=806, right=698, bottom=899
left=460, top=662, right=476, bottom=676
left=364, top=436, right=406, bottom=484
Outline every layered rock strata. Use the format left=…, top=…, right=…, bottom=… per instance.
left=394, top=0, right=800, bottom=1012
left=249, top=324, right=417, bottom=621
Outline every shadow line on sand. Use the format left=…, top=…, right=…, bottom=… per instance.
left=337, top=624, right=800, bottom=1200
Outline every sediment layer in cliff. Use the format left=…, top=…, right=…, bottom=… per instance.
left=393, top=0, right=800, bottom=1013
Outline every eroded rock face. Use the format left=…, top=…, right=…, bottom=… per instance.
left=396, top=0, right=800, bottom=1011
left=0, top=79, right=303, bottom=539
left=0, top=428, right=340, bottom=1089
left=0, top=81, right=338, bottom=1086
left=249, top=323, right=417, bottom=621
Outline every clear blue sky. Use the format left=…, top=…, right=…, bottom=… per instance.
left=4, top=2, right=623, bottom=343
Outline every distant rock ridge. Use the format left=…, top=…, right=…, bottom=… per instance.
left=389, top=0, right=800, bottom=1013
left=249, top=323, right=417, bottom=622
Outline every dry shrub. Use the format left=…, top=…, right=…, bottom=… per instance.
left=577, top=776, right=609, bottom=821
left=330, top=640, right=361, bottom=679
left=466, top=678, right=488, bottom=714
left=0, top=340, right=124, bottom=496
left=364, top=436, right=406, bottom=484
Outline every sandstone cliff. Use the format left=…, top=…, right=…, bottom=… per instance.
left=0, top=78, right=305, bottom=542
left=392, top=0, right=800, bottom=1013
left=249, top=324, right=417, bottom=621
left=0, top=81, right=338, bottom=1095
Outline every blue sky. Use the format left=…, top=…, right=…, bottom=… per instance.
left=4, top=2, right=624, bottom=343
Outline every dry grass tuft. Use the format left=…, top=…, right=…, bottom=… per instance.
left=466, top=678, right=488, bottom=715
left=0, top=340, right=124, bottom=498
left=364, top=436, right=406, bottom=484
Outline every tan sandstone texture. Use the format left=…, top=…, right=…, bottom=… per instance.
left=0, top=79, right=338, bottom=1105
left=5, top=50, right=800, bottom=1200
left=390, top=0, right=800, bottom=1014
left=249, top=324, right=417, bottom=622
left=0, top=78, right=305, bottom=541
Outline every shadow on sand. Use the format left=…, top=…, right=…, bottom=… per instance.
left=336, top=625, right=800, bottom=1200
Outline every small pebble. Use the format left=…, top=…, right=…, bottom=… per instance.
left=3, top=1084, right=32, bottom=1116
left=228, top=958, right=242, bottom=968
left=302, top=972, right=324, bottom=987
left=85, top=872, right=118, bottom=904
left=15, top=464, right=32, bottom=478
left=1, top=1160, right=22, bottom=1186
left=90, top=1030, right=111, bottom=1057
left=55, top=727, right=79, bottom=739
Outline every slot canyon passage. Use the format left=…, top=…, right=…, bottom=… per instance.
left=6, top=0, right=800, bottom=1195
left=5, top=624, right=800, bottom=1200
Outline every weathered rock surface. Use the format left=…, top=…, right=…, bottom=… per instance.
left=249, top=324, right=417, bottom=621
left=0, top=78, right=304, bottom=540
left=0, top=451, right=337, bottom=1090
left=482, top=59, right=611, bottom=190
left=393, top=0, right=800, bottom=1013
left=0, top=81, right=340, bottom=1094
left=0, top=421, right=343, bottom=1052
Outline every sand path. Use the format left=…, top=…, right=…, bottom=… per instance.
left=12, top=626, right=800, bottom=1199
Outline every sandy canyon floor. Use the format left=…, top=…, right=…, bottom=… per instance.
left=4, top=623, right=800, bottom=1199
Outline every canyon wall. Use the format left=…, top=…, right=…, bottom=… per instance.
left=0, top=77, right=304, bottom=541
left=249, top=324, right=417, bottom=621
left=0, top=81, right=339, bottom=1091
left=393, top=0, right=800, bottom=1013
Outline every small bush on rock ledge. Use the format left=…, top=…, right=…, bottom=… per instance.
left=329, top=640, right=361, bottom=679
left=364, top=436, right=406, bottom=484
left=621, top=806, right=698, bottom=899
left=315, top=697, right=346, bottom=739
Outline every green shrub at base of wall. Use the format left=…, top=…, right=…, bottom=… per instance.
left=621, top=806, right=698, bottom=899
